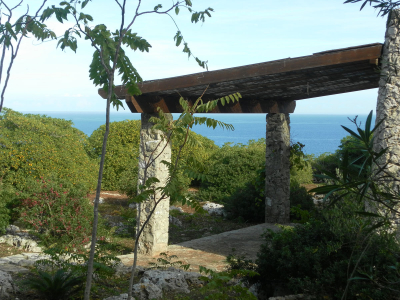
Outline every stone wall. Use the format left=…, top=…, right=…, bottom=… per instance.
left=265, top=113, right=291, bottom=223
left=137, top=113, right=172, bottom=256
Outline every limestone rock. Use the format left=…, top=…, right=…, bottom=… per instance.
left=0, top=270, right=15, bottom=299
left=0, top=235, right=42, bottom=252
left=268, top=295, right=313, bottom=300
left=169, top=216, right=183, bottom=227
left=202, top=202, right=226, bottom=217
left=103, top=293, right=128, bottom=300
left=140, top=269, right=190, bottom=294
left=169, top=206, right=183, bottom=213
left=132, top=282, right=163, bottom=300
left=5, top=225, right=20, bottom=235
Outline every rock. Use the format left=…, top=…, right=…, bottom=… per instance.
left=132, top=282, right=163, bottom=300
left=248, top=283, right=260, bottom=298
left=268, top=294, right=312, bottom=300
left=0, top=235, right=42, bottom=252
left=104, top=269, right=205, bottom=300
left=17, top=259, right=35, bottom=268
left=169, top=216, right=183, bottom=227
left=0, top=263, right=29, bottom=274
left=202, top=202, right=226, bottom=217
left=5, top=225, right=20, bottom=235
left=169, top=206, right=183, bottom=213
left=140, top=269, right=189, bottom=294
left=103, top=293, right=128, bottom=300
left=182, top=272, right=204, bottom=287
left=128, top=203, right=137, bottom=209
left=0, top=270, right=15, bottom=299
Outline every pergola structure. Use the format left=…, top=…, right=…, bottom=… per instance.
left=99, top=43, right=382, bottom=255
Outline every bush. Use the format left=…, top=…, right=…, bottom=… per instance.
left=199, top=139, right=266, bottom=203
left=289, top=181, right=314, bottom=211
left=0, top=109, right=97, bottom=191
left=225, top=169, right=315, bottom=223
left=0, top=183, right=13, bottom=234
left=224, top=168, right=265, bottom=223
left=289, top=142, right=313, bottom=184
left=256, top=202, right=400, bottom=299
left=16, top=177, right=105, bottom=249
left=311, top=135, right=365, bottom=181
left=88, top=120, right=216, bottom=193
left=171, top=130, right=218, bottom=190
left=87, top=120, right=141, bottom=191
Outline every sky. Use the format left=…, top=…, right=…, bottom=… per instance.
left=0, top=0, right=388, bottom=114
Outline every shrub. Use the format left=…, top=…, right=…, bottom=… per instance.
left=199, top=139, right=266, bottom=203
left=311, top=152, right=340, bottom=179
left=171, top=130, right=218, bottom=190
left=224, top=168, right=265, bottom=223
left=289, top=142, right=313, bottom=184
left=0, top=109, right=97, bottom=191
left=23, top=269, right=84, bottom=300
left=225, top=169, right=315, bottom=223
left=289, top=181, right=314, bottom=211
left=87, top=119, right=141, bottom=191
left=88, top=120, right=216, bottom=192
left=311, top=135, right=365, bottom=181
left=256, top=202, right=400, bottom=300
left=16, top=177, right=105, bottom=249
left=0, top=183, right=13, bottom=234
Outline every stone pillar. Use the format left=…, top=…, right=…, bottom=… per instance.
left=137, top=113, right=172, bottom=256
left=265, top=113, right=291, bottom=223
left=374, top=9, right=400, bottom=190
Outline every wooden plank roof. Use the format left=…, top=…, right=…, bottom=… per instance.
left=98, top=43, right=382, bottom=114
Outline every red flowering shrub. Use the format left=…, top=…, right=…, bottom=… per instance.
left=17, top=177, right=95, bottom=249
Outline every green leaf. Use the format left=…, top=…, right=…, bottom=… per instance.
left=175, top=6, right=180, bottom=15
left=355, top=211, right=382, bottom=218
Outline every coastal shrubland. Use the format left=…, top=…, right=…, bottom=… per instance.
left=87, top=120, right=141, bottom=191
left=0, top=109, right=98, bottom=235
left=197, top=139, right=266, bottom=204
left=87, top=119, right=218, bottom=195
left=253, top=112, right=400, bottom=299
left=0, top=109, right=97, bottom=190
left=198, top=138, right=315, bottom=223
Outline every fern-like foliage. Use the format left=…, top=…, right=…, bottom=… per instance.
left=23, top=269, right=84, bottom=300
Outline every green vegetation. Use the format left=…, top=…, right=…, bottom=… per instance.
left=0, top=109, right=97, bottom=236
left=0, top=109, right=97, bottom=190
left=16, top=177, right=102, bottom=249
left=23, top=269, right=84, bottom=300
left=198, top=139, right=266, bottom=204
left=88, top=119, right=218, bottom=196
left=252, top=112, right=400, bottom=299
left=87, top=120, right=141, bottom=191
left=256, top=210, right=399, bottom=299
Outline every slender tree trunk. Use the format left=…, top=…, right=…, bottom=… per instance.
left=84, top=79, right=112, bottom=300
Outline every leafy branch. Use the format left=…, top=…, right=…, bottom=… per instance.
left=0, top=0, right=56, bottom=112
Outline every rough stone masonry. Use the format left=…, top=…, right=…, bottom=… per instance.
left=137, top=113, right=172, bottom=256
left=374, top=9, right=400, bottom=192
left=265, top=113, right=291, bottom=223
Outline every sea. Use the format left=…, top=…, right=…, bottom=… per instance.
left=22, top=112, right=375, bottom=156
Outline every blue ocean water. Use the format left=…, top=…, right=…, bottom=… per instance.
left=23, top=111, right=374, bottom=156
